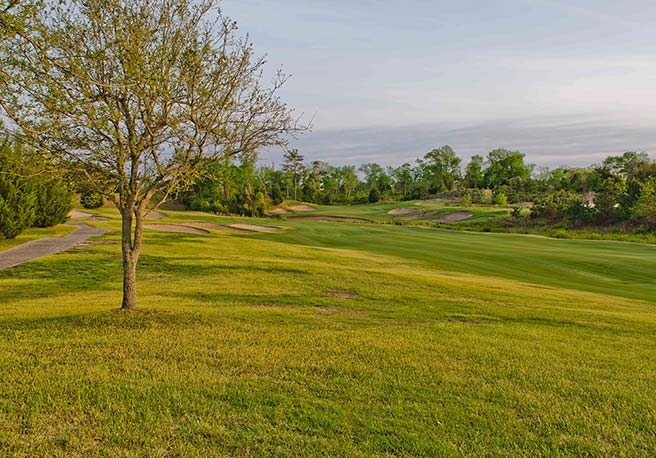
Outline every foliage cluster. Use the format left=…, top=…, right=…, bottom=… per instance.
left=0, top=140, right=72, bottom=238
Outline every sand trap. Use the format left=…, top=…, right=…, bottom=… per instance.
left=433, top=211, right=473, bottom=223
left=290, top=215, right=367, bottom=223
left=183, top=222, right=244, bottom=231
left=229, top=223, right=281, bottom=232
left=144, top=211, right=167, bottom=220
left=268, top=208, right=291, bottom=215
left=397, top=210, right=443, bottom=221
left=387, top=207, right=419, bottom=215
left=288, top=204, right=317, bottom=212
left=144, top=224, right=208, bottom=234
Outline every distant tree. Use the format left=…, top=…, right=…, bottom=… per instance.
left=464, top=155, right=484, bottom=189
left=631, top=178, right=656, bottom=229
left=337, top=166, right=359, bottom=201
left=359, top=163, right=392, bottom=195
left=392, top=163, right=414, bottom=199
left=484, top=149, right=532, bottom=189
left=283, top=149, right=305, bottom=201
left=423, top=145, right=462, bottom=191
left=600, top=152, right=650, bottom=181
left=3, top=0, right=303, bottom=309
left=368, top=187, right=380, bottom=203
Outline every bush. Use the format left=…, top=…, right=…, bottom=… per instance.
left=368, top=188, right=380, bottom=203
left=462, top=193, right=472, bottom=207
left=494, top=192, right=508, bottom=206
left=33, top=180, right=73, bottom=227
left=0, top=180, right=37, bottom=239
left=480, top=189, right=493, bottom=205
left=80, top=189, right=104, bottom=209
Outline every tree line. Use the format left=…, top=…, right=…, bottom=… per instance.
left=181, top=146, right=656, bottom=228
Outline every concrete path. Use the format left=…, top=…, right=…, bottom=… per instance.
left=0, top=223, right=108, bottom=270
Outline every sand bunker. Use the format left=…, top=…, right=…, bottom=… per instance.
left=144, top=211, right=167, bottom=220
left=268, top=208, right=290, bottom=215
left=387, top=207, right=419, bottom=215
left=183, top=222, right=244, bottom=231
left=433, top=211, right=473, bottom=223
left=288, top=204, right=317, bottom=212
left=229, top=224, right=280, bottom=232
left=290, top=215, right=367, bottom=223
left=397, top=210, right=443, bottom=221
left=144, top=224, right=208, bottom=234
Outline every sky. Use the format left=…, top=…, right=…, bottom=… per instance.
left=221, top=0, right=656, bottom=168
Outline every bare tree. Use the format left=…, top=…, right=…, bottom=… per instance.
left=1, top=0, right=304, bottom=309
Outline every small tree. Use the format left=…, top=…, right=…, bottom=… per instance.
left=461, top=193, right=472, bottom=207
left=80, top=188, right=104, bottom=209
left=368, top=187, right=380, bottom=203
left=3, top=0, right=303, bottom=309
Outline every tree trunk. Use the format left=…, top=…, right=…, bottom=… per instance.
left=122, top=250, right=138, bottom=310
left=120, top=205, right=143, bottom=310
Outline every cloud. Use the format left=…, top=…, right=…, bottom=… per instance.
left=261, top=115, right=656, bottom=168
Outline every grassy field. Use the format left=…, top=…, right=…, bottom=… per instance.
left=1, top=209, right=655, bottom=456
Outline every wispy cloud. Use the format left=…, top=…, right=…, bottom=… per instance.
left=262, top=115, right=656, bottom=168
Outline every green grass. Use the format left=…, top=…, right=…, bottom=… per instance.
left=1, top=209, right=655, bottom=456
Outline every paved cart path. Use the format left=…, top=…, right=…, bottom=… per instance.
left=0, top=223, right=107, bottom=270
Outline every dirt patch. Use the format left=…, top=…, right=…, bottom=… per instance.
left=288, top=204, right=317, bottom=212
left=144, top=224, right=208, bottom=234
left=229, top=223, right=281, bottom=232
left=397, top=210, right=443, bottom=221
left=267, top=208, right=290, bottom=215
left=183, top=222, right=243, bottom=231
left=290, top=215, right=368, bottom=223
left=327, top=290, right=357, bottom=299
left=433, top=211, right=473, bottom=223
left=144, top=211, right=167, bottom=220
left=387, top=207, right=419, bottom=215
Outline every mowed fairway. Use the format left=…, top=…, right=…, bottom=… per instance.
left=1, top=211, right=655, bottom=456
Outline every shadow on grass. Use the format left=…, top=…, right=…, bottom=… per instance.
left=0, top=307, right=208, bottom=332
